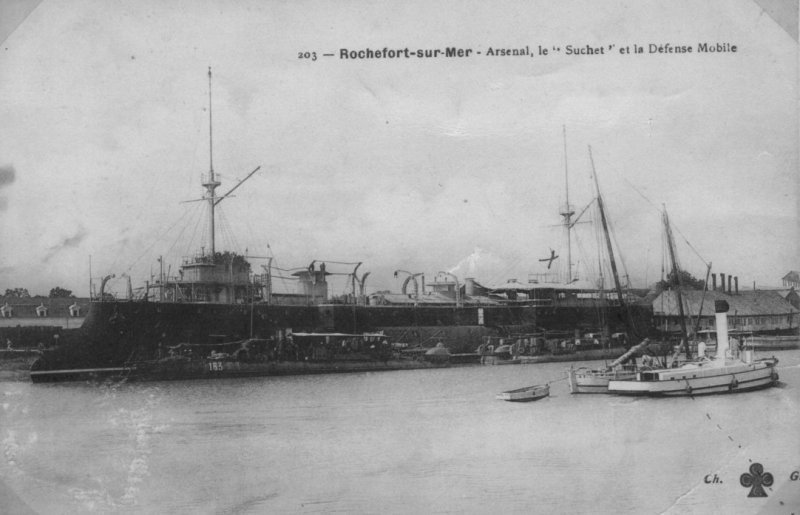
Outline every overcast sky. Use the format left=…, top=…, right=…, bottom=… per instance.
left=0, top=0, right=797, bottom=297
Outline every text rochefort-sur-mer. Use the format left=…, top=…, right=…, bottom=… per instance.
left=340, top=48, right=473, bottom=59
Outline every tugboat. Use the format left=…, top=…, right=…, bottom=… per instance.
left=607, top=300, right=779, bottom=396
left=607, top=208, right=779, bottom=396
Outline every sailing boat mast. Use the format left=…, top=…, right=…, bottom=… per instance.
left=663, top=207, right=691, bottom=358
left=559, top=126, right=574, bottom=283
left=203, top=66, right=221, bottom=256
left=588, top=147, right=635, bottom=336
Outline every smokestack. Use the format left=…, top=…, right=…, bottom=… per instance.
left=715, top=300, right=730, bottom=362
left=735, top=277, right=739, bottom=295
left=712, top=273, right=717, bottom=290
left=465, top=278, right=475, bottom=297
left=728, top=275, right=732, bottom=294
left=720, top=273, right=726, bottom=292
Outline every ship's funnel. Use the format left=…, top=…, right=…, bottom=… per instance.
left=465, top=278, right=475, bottom=297
left=714, top=300, right=729, bottom=364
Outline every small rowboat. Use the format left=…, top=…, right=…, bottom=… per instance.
left=496, top=384, right=550, bottom=402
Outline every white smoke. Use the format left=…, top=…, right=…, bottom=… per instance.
left=447, top=247, right=506, bottom=281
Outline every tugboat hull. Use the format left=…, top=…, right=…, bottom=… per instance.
left=607, top=361, right=779, bottom=397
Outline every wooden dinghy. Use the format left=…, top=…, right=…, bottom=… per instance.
left=496, top=384, right=550, bottom=402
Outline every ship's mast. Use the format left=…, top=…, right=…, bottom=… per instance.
left=663, top=206, right=691, bottom=358
left=589, top=147, right=636, bottom=337
left=203, top=66, right=221, bottom=256
left=559, top=126, right=574, bottom=283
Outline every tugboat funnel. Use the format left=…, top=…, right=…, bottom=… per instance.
left=714, top=300, right=729, bottom=364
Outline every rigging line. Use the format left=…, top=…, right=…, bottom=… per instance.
left=119, top=203, right=199, bottom=274
left=671, top=223, right=710, bottom=268
left=217, top=206, right=232, bottom=252
left=188, top=200, right=208, bottom=256
left=572, top=230, right=592, bottom=283
left=487, top=256, right=522, bottom=287
left=215, top=206, right=228, bottom=251
left=661, top=224, right=667, bottom=282
left=175, top=201, right=199, bottom=261
left=571, top=233, right=585, bottom=282
left=223, top=208, right=243, bottom=253
left=275, top=274, right=294, bottom=292
left=310, top=259, right=363, bottom=266
left=664, top=216, right=684, bottom=273
left=637, top=190, right=706, bottom=269
left=594, top=192, right=632, bottom=290
left=243, top=205, right=267, bottom=254
left=272, top=265, right=310, bottom=272
left=623, top=178, right=661, bottom=214
left=263, top=255, right=292, bottom=293
left=591, top=202, right=614, bottom=284
left=217, top=207, right=238, bottom=253
left=595, top=208, right=606, bottom=288
left=594, top=201, right=606, bottom=280
left=491, top=255, right=521, bottom=284
left=165, top=201, right=205, bottom=261
left=163, top=211, right=194, bottom=258
left=604, top=205, right=632, bottom=288
left=274, top=265, right=300, bottom=290
left=194, top=199, right=208, bottom=252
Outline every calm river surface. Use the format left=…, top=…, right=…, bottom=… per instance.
left=2, top=351, right=799, bottom=514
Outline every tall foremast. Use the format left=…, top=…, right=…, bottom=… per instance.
left=204, top=66, right=221, bottom=256
left=559, top=126, right=574, bottom=283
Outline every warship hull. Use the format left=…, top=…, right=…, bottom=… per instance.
left=29, top=299, right=653, bottom=382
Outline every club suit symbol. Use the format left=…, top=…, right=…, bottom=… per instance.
left=740, top=463, right=773, bottom=497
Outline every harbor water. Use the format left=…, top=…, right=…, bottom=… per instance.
left=2, top=351, right=799, bottom=514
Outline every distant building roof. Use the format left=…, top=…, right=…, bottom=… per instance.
left=0, top=296, right=90, bottom=318
left=782, top=271, right=800, bottom=282
left=653, top=289, right=799, bottom=317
